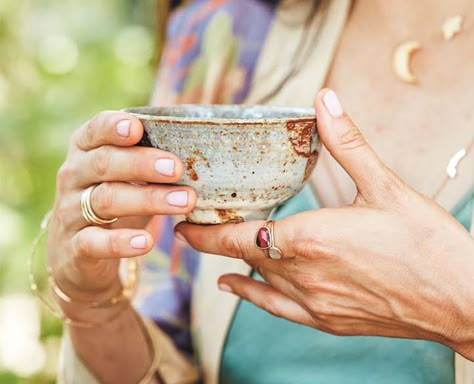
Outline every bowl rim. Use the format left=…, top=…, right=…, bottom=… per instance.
left=122, top=104, right=316, bottom=125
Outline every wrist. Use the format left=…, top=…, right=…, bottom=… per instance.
left=55, top=287, right=132, bottom=328
left=51, top=257, right=138, bottom=312
left=53, top=271, right=123, bottom=307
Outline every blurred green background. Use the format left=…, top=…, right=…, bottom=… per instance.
left=0, top=0, right=157, bottom=382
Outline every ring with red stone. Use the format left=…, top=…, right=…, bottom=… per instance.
left=255, top=220, right=283, bottom=260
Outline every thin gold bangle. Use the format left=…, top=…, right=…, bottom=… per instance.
left=136, top=316, right=163, bottom=384
left=28, top=210, right=139, bottom=328
left=47, top=257, right=138, bottom=309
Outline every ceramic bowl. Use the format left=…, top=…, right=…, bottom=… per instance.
left=125, top=105, right=320, bottom=224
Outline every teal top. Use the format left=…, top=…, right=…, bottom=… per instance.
left=220, top=185, right=474, bottom=384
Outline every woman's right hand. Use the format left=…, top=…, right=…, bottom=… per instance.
left=47, top=111, right=197, bottom=309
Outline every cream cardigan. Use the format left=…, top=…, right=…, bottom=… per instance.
left=60, top=1, right=474, bottom=383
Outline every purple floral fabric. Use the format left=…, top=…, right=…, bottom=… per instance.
left=133, top=0, right=276, bottom=355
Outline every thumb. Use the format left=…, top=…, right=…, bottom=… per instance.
left=314, top=88, right=391, bottom=196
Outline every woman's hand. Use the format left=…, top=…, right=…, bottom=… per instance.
left=48, top=110, right=197, bottom=311
left=176, top=89, right=474, bottom=359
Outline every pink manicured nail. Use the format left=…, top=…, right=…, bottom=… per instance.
left=130, top=235, right=147, bottom=249
left=323, top=90, right=343, bottom=118
left=116, top=120, right=131, bottom=137
left=166, top=191, right=188, bottom=207
left=154, top=158, right=175, bottom=176
left=218, top=283, right=233, bottom=293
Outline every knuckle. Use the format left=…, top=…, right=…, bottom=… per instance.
left=129, top=153, right=145, bottom=179
left=106, top=233, right=122, bottom=257
left=377, top=171, right=404, bottom=199
left=85, top=118, right=97, bottom=146
left=221, top=229, right=248, bottom=256
left=70, top=129, right=82, bottom=148
left=55, top=197, right=71, bottom=222
left=90, top=111, right=110, bottom=130
left=308, top=300, right=334, bottom=320
left=149, top=187, right=163, bottom=206
left=92, top=147, right=113, bottom=178
left=94, top=183, right=115, bottom=214
left=293, top=236, right=321, bottom=259
left=264, top=295, right=283, bottom=318
left=56, top=163, right=76, bottom=191
left=337, top=122, right=367, bottom=151
left=294, top=271, right=320, bottom=292
left=51, top=202, right=69, bottom=233
left=86, top=111, right=113, bottom=144
left=74, top=231, right=91, bottom=257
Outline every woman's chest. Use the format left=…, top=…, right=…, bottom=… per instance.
left=318, top=15, right=474, bottom=208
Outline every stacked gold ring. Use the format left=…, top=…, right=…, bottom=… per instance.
left=81, top=184, right=118, bottom=225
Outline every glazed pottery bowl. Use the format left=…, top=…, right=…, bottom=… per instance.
left=125, top=105, right=320, bottom=224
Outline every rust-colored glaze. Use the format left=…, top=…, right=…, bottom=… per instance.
left=286, top=119, right=315, bottom=157
left=303, top=152, right=318, bottom=182
left=215, top=209, right=244, bottom=223
left=186, top=157, right=199, bottom=181
left=192, top=148, right=210, bottom=168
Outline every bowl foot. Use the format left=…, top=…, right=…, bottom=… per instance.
left=185, top=208, right=273, bottom=224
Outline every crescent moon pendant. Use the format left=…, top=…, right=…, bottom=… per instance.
left=392, top=40, right=420, bottom=84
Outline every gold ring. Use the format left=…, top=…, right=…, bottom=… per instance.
left=255, top=220, right=283, bottom=259
left=80, top=184, right=118, bottom=225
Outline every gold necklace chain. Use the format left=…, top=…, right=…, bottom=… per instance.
left=387, top=8, right=474, bottom=201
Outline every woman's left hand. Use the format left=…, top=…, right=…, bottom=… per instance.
left=175, top=89, right=474, bottom=359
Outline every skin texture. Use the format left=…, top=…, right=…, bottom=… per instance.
left=48, top=111, right=197, bottom=383
left=176, top=89, right=474, bottom=361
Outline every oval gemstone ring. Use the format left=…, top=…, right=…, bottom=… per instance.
left=255, top=220, right=283, bottom=259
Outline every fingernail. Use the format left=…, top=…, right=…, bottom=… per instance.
left=130, top=235, right=147, bottom=249
left=174, top=230, right=188, bottom=244
left=218, top=283, right=233, bottom=293
left=116, top=120, right=131, bottom=137
left=155, top=158, right=175, bottom=176
left=166, top=191, right=188, bottom=207
left=323, top=90, right=343, bottom=118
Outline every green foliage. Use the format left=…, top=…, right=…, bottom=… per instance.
left=0, top=0, right=156, bottom=381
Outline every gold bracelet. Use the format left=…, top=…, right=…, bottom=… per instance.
left=47, top=256, right=138, bottom=309
left=28, top=210, right=140, bottom=328
left=136, top=316, right=163, bottom=384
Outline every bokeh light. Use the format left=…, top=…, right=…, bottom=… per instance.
left=114, top=25, right=155, bottom=67
left=0, top=205, right=24, bottom=249
left=0, top=294, right=46, bottom=376
left=38, top=34, right=79, bottom=75
left=0, top=73, right=9, bottom=111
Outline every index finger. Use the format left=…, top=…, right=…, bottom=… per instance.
left=175, top=217, right=299, bottom=261
left=73, top=111, right=144, bottom=151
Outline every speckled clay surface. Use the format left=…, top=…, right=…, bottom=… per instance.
left=125, top=105, right=320, bottom=224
